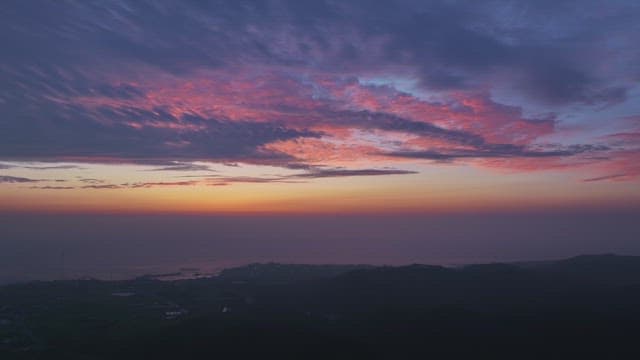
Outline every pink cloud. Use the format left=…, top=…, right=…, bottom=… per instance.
left=62, top=66, right=624, bottom=177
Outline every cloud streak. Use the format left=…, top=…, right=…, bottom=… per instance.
left=0, top=175, right=39, bottom=183
left=144, top=162, right=216, bottom=172
left=582, top=174, right=630, bottom=183
left=383, top=144, right=609, bottom=161
left=291, top=168, right=418, bottom=178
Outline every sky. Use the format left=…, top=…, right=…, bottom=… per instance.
left=1, top=1, right=640, bottom=281
left=1, top=0, right=640, bottom=214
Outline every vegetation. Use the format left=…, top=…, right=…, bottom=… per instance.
left=2, top=255, right=640, bottom=359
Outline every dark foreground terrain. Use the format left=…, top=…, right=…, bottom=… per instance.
left=2, top=255, right=640, bottom=359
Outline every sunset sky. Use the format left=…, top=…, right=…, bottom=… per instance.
left=1, top=0, right=639, bottom=214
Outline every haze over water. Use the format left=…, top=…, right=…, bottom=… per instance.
left=2, top=212, right=638, bottom=284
